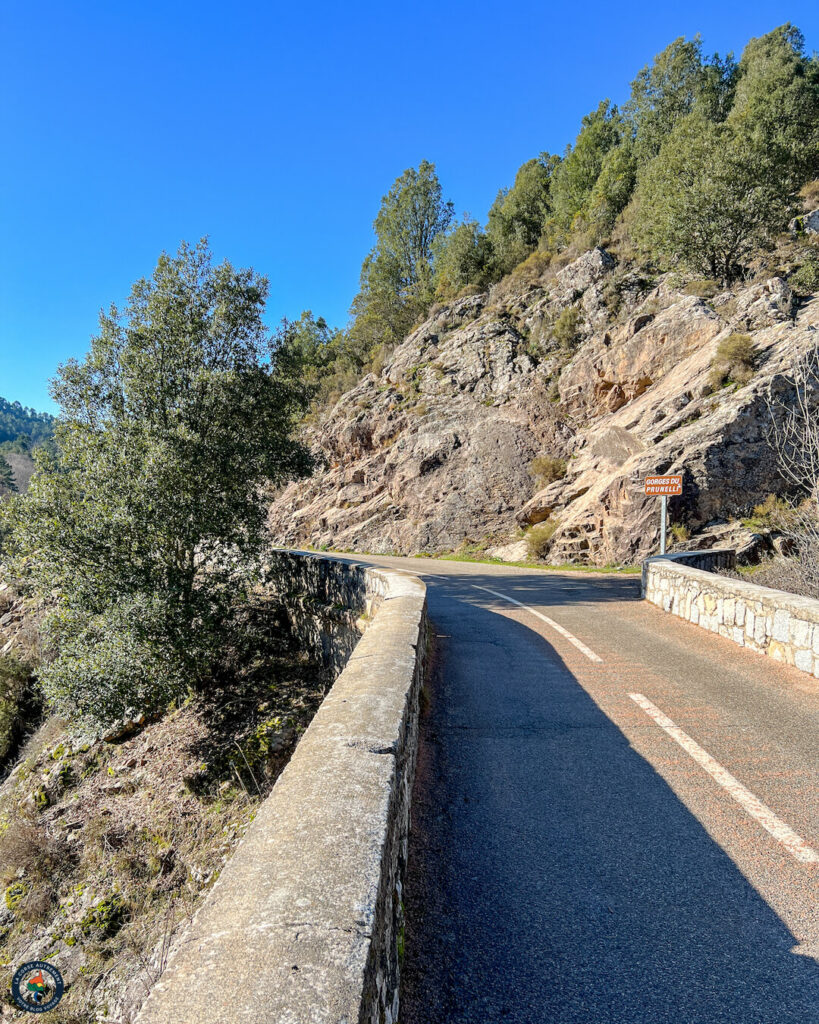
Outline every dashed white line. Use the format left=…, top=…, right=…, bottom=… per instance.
left=471, top=584, right=603, bottom=663
left=629, top=692, right=819, bottom=865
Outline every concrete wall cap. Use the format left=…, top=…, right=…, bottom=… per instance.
left=135, top=552, right=427, bottom=1024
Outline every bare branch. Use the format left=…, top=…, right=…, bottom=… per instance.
left=766, top=345, right=819, bottom=499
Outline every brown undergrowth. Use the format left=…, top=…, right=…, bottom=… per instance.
left=0, top=599, right=328, bottom=1022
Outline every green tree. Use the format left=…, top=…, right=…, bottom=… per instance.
left=633, top=25, right=819, bottom=282
left=633, top=113, right=795, bottom=281
left=349, top=161, right=454, bottom=353
left=487, top=155, right=559, bottom=274
left=625, top=36, right=736, bottom=165
left=0, top=455, right=16, bottom=494
left=279, top=311, right=372, bottom=408
left=549, top=101, right=624, bottom=234
left=282, top=311, right=344, bottom=388
left=1, top=240, right=312, bottom=723
left=578, top=141, right=637, bottom=242
left=729, top=24, right=819, bottom=186
left=432, top=218, right=496, bottom=298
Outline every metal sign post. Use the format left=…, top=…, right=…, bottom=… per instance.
left=644, top=475, right=683, bottom=555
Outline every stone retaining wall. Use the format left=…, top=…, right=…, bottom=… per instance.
left=136, top=553, right=428, bottom=1024
left=643, top=550, right=819, bottom=677
left=266, top=549, right=378, bottom=676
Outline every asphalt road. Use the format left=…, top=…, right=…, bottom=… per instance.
left=349, top=556, right=819, bottom=1024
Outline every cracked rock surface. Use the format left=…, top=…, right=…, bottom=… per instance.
left=269, top=247, right=818, bottom=564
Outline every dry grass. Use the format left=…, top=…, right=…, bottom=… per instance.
left=510, top=250, right=553, bottom=285
left=669, top=522, right=691, bottom=545
left=683, top=278, right=720, bottom=299
left=488, top=252, right=557, bottom=310
left=526, top=519, right=559, bottom=560
left=709, top=333, right=755, bottom=390
left=530, top=455, right=567, bottom=488
left=799, top=179, right=819, bottom=209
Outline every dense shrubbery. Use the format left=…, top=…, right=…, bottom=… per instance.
left=552, top=306, right=583, bottom=351
left=790, top=251, right=819, bottom=295
left=1, top=241, right=312, bottom=723
left=0, top=653, right=32, bottom=764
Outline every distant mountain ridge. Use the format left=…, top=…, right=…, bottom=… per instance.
left=0, top=396, right=55, bottom=449
left=0, top=396, right=55, bottom=495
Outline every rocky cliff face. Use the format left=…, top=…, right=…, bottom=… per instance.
left=268, top=249, right=819, bottom=564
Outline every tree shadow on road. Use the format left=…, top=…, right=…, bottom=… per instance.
left=416, top=563, right=644, bottom=605
left=400, top=590, right=819, bottom=1024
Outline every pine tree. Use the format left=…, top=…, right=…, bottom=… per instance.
left=0, top=455, right=16, bottom=494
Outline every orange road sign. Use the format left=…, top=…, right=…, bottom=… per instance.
left=644, top=475, right=682, bottom=496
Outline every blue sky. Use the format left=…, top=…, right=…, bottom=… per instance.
left=2, top=1, right=817, bottom=412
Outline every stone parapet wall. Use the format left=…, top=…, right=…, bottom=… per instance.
left=266, top=549, right=377, bottom=676
left=643, top=551, right=819, bottom=677
left=641, top=548, right=736, bottom=593
left=136, top=553, right=427, bottom=1024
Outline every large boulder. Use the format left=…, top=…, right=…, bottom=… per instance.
left=729, top=277, right=792, bottom=332
left=790, top=209, right=819, bottom=236
left=555, top=246, right=615, bottom=297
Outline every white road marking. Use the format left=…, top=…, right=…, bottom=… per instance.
left=629, top=692, right=819, bottom=865
left=471, top=585, right=603, bottom=663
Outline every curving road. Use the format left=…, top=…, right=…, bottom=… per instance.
left=347, top=555, right=819, bottom=1024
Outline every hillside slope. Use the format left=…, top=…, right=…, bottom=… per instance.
left=4, top=452, right=36, bottom=493
left=268, top=248, right=819, bottom=564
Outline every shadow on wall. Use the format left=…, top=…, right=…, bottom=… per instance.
left=399, top=586, right=819, bottom=1024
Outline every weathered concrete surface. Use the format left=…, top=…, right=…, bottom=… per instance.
left=644, top=550, right=819, bottom=677
left=266, top=549, right=381, bottom=676
left=136, top=555, right=427, bottom=1024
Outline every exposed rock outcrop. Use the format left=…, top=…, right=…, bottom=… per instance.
left=791, top=209, right=819, bottom=236
left=0, top=577, right=39, bottom=660
left=269, top=249, right=819, bottom=565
